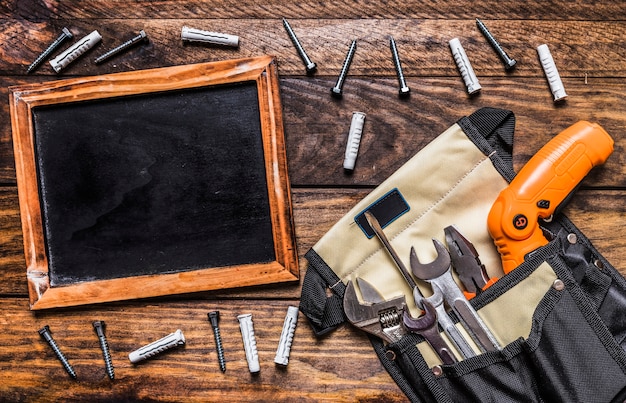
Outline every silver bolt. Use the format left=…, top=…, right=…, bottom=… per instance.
left=476, top=19, right=517, bottom=71
left=38, top=325, right=77, bottom=379
left=282, top=18, right=317, bottom=75
left=95, top=30, right=148, bottom=64
left=389, top=36, right=410, bottom=97
left=331, top=40, right=357, bottom=98
left=208, top=311, right=226, bottom=372
left=27, top=27, right=73, bottom=73
left=93, top=321, right=115, bottom=380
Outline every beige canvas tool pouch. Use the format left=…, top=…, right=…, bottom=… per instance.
left=300, top=107, right=626, bottom=402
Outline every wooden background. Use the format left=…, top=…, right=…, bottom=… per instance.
left=1, top=1, right=625, bottom=401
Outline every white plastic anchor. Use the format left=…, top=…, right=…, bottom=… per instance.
left=128, top=329, right=186, bottom=364
left=238, top=314, right=260, bottom=373
left=274, top=306, right=299, bottom=366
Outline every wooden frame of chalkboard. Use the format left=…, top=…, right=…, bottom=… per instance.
left=9, top=56, right=299, bottom=310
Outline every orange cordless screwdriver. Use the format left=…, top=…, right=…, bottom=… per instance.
left=487, top=121, right=614, bottom=274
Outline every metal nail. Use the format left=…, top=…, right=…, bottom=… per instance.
left=208, top=311, right=226, bottom=372
left=331, top=40, right=357, bottom=98
left=27, top=27, right=73, bottom=73
left=389, top=36, right=410, bottom=97
left=476, top=18, right=517, bottom=70
left=38, top=325, right=77, bottom=379
left=282, top=18, right=317, bottom=75
left=93, top=321, right=115, bottom=380
left=95, top=30, right=148, bottom=64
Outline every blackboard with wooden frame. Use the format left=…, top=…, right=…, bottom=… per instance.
left=9, top=55, right=299, bottom=310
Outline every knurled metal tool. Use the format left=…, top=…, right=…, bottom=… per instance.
left=343, top=277, right=408, bottom=344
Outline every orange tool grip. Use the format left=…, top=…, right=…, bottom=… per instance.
left=487, top=121, right=614, bottom=274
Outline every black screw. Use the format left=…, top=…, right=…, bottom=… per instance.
left=331, top=39, right=357, bottom=98
left=282, top=18, right=317, bottom=75
left=389, top=36, right=410, bottom=97
left=94, top=30, right=148, bottom=64
left=27, top=27, right=73, bottom=73
left=208, top=311, right=226, bottom=372
left=93, top=321, right=115, bottom=380
left=38, top=325, right=77, bottom=379
left=476, top=18, right=517, bottom=70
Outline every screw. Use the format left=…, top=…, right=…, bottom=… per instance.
left=27, top=27, right=73, bottom=73
left=93, top=321, right=115, bottom=380
left=282, top=18, right=317, bottom=75
left=389, top=36, right=410, bottom=97
left=331, top=39, right=357, bottom=98
left=38, top=325, right=77, bottom=379
left=476, top=18, right=517, bottom=70
left=95, top=30, right=148, bottom=64
left=208, top=311, right=226, bottom=372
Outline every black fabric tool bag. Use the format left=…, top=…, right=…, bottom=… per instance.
left=299, top=107, right=626, bottom=402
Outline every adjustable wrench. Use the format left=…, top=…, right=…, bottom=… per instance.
left=411, top=240, right=501, bottom=352
left=343, top=278, right=408, bottom=344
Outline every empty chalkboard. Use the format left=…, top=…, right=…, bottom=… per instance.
left=10, top=56, right=299, bottom=309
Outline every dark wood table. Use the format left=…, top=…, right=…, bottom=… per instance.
left=1, top=2, right=624, bottom=401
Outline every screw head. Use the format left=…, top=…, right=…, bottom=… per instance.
left=399, top=86, right=411, bottom=97
left=208, top=310, right=220, bottom=327
left=331, top=87, right=343, bottom=98
left=305, top=62, right=317, bottom=75
left=504, top=58, right=517, bottom=70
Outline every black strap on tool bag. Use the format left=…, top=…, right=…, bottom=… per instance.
left=299, top=107, right=626, bottom=402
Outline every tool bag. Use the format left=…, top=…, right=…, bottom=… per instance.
left=299, top=107, right=626, bottom=402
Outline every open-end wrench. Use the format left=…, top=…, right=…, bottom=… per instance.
left=343, top=278, right=408, bottom=344
left=403, top=300, right=457, bottom=365
left=412, top=285, right=475, bottom=359
left=410, top=240, right=501, bottom=352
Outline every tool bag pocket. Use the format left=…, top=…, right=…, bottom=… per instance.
left=389, top=238, right=626, bottom=403
left=299, top=107, right=626, bottom=402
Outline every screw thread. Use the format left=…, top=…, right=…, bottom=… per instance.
left=476, top=19, right=516, bottom=69
left=213, top=327, right=226, bottom=372
left=98, top=336, right=115, bottom=379
left=331, top=40, right=357, bottom=97
left=39, top=326, right=77, bottom=379
left=27, top=28, right=72, bottom=73
left=95, top=30, right=147, bottom=64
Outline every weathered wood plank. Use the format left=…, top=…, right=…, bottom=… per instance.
left=1, top=188, right=625, bottom=296
left=0, top=298, right=407, bottom=402
left=2, top=0, right=625, bottom=20
left=1, top=76, right=625, bottom=186
left=0, top=19, right=624, bottom=77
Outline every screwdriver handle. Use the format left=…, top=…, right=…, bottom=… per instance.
left=488, top=121, right=614, bottom=274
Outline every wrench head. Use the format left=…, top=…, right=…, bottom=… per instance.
left=409, top=239, right=451, bottom=280
left=343, top=279, right=407, bottom=343
left=402, top=299, right=437, bottom=333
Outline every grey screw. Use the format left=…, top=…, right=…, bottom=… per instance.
left=331, top=40, right=357, bottom=98
left=27, top=27, right=73, bottom=73
left=389, top=36, right=410, bottom=97
left=208, top=311, right=226, bottom=372
left=38, top=325, right=77, bottom=379
left=282, top=18, right=317, bottom=75
left=93, top=321, right=115, bottom=380
left=94, top=30, right=148, bottom=64
left=476, top=18, right=517, bottom=70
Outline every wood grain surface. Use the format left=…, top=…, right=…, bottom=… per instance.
left=1, top=1, right=625, bottom=401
